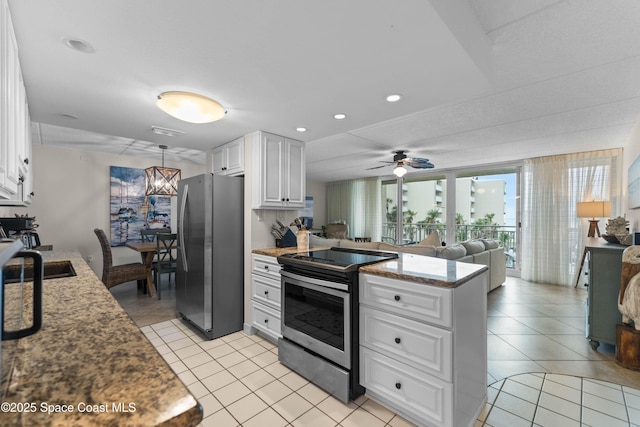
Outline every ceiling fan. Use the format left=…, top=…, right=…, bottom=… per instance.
left=367, top=150, right=434, bottom=177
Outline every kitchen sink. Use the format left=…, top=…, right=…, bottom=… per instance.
left=2, top=260, right=76, bottom=283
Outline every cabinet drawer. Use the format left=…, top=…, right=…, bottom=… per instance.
left=252, top=273, right=281, bottom=309
left=360, top=274, right=452, bottom=328
left=360, top=347, right=452, bottom=427
left=252, top=303, right=281, bottom=340
left=252, top=254, right=282, bottom=280
left=360, top=306, right=452, bottom=381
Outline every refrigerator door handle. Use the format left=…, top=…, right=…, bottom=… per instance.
left=179, top=183, right=189, bottom=272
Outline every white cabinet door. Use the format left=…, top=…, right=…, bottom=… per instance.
left=211, top=145, right=226, bottom=175
left=284, top=138, right=305, bottom=208
left=224, top=137, right=244, bottom=176
left=252, top=131, right=305, bottom=209
left=0, top=0, right=31, bottom=205
left=211, top=137, right=244, bottom=176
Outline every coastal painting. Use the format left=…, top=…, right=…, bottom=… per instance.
left=630, top=154, right=640, bottom=209
left=110, top=166, right=171, bottom=246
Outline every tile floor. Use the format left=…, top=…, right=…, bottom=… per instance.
left=123, top=276, right=640, bottom=426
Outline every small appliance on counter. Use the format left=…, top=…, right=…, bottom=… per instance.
left=0, top=216, right=41, bottom=249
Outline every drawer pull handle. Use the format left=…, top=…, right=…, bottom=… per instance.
left=264, top=290, right=269, bottom=295
left=394, top=295, right=400, bottom=301
left=264, top=319, right=269, bottom=323
left=395, top=382, right=402, bottom=390
left=264, top=265, right=269, bottom=270
left=395, top=337, right=401, bottom=344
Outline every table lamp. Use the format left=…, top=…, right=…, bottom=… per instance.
left=577, top=201, right=611, bottom=237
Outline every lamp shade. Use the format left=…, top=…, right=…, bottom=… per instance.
left=577, top=201, right=611, bottom=218
left=393, top=163, right=407, bottom=177
left=157, top=91, right=225, bottom=124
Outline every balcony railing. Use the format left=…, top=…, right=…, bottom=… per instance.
left=381, top=222, right=517, bottom=269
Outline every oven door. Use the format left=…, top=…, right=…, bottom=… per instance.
left=281, top=270, right=350, bottom=369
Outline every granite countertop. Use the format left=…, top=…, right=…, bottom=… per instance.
left=253, top=246, right=487, bottom=288
left=0, top=249, right=202, bottom=426
left=360, top=252, right=488, bottom=288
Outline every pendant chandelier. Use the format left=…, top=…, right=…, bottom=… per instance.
left=145, top=145, right=181, bottom=196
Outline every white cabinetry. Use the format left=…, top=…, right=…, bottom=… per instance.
left=251, top=131, right=305, bottom=209
left=359, top=273, right=487, bottom=427
left=251, top=254, right=282, bottom=342
left=0, top=0, right=32, bottom=206
left=211, top=137, right=244, bottom=176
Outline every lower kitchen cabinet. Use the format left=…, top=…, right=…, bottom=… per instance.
left=251, top=254, right=282, bottom=342
left=359, top=273, right=487, bottom=427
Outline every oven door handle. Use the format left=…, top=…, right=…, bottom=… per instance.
left=280, top=271, right=349, bottom=292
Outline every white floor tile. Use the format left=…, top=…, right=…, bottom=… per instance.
left=533, top=406, right=580, bottom=427
left=537, top=391, right=581, bottom=421
left=225, top=392, right=268, bottom=423
left=581, top=407, right=630, bottom=427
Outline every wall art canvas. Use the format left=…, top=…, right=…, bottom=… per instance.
left=629, top=154, right=640, bottom=209
left=110, top=166, right=171, bottom=246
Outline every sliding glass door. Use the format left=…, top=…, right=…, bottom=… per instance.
left=380, top=165, right=521, bottom=273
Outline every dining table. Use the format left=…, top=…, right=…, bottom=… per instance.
left=125, top=241, right=167, bottom=298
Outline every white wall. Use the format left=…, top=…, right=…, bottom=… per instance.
left=623, top=118, right=640, bottom=232
left=5, top=144, right=205, bottom=277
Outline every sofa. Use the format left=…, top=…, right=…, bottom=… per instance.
left=309, top=234, right=506, bottom=293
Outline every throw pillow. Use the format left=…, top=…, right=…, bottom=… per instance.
left=418, top=231, right=441, bottom=247
left=461, top=240, right=486, bottom=255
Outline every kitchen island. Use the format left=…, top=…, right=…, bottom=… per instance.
left=0, top=249, right=202, bottom=426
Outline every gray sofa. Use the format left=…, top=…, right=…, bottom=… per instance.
left=310, top=235, right=506, bottom=293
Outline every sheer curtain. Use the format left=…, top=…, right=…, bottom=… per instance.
left=521, top=149, right=622, bottom=286
left=326, top=177, right=382, bottom=241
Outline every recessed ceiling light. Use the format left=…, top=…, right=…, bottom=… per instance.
left=63, top=38, right=95, bottom=54
left=386, top=94, right=402, bottom=102
left=296, top=127, right=307, bottom=132
left=334, top=113, right=346, bottom=120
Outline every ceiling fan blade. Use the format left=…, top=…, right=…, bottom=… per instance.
left=407, top=158, right=434, bottom=169
left=366, top=164, right=391, bottom=170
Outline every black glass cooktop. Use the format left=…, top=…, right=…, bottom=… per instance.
left=278, top=247, right=398, bottom=271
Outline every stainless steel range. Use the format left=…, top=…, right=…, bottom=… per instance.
left=277, top=247, right=398, bottom=402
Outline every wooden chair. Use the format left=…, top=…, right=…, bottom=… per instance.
left=94, top=228, right=147, bottom=291
left=154, top=233, right=177, bottom=300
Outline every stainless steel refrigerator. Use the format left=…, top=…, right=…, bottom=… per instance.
left=176, top=173, right=244, bottom=340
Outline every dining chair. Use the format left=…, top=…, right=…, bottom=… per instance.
left=140, top=228, right=170, bottom=242
left=154, top=233, right=177, bottom=300
left=94, top=228, right=147, bottom=291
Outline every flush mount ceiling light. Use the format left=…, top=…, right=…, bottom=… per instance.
left=145, top=145, right=181, bottom=196
left=386, top=94, right=402, bottom=103
left=333, top=113, right=347, bottom=120
left=393, top=162, right=407, bottom=177
left=296, top=127, right=307, bottom=132
left=156, top=91, right=226, bottom=124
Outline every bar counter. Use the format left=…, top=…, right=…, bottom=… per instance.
left=0, top=249, right=202, bottom=426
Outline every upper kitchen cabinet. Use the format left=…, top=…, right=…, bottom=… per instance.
left=250, top=131, right=305, bottom=210
left=211, top=137, right=244, bottom=176
left=0, top=0, right=32, bottom=206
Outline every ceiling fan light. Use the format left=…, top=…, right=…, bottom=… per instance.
left=157, top=91, right=225, bottom=124
left=393, top=163, right=407, bottom=177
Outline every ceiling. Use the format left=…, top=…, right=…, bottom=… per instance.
left=8, top=0, right=640, bottom=181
